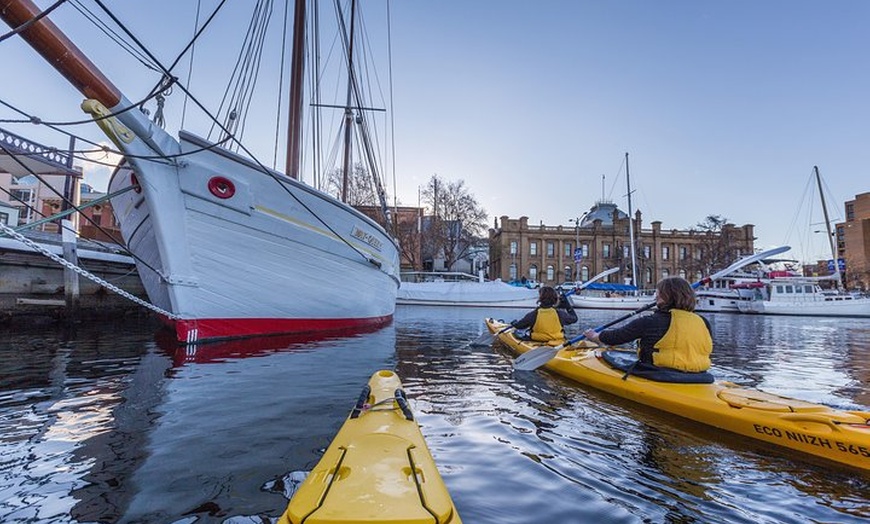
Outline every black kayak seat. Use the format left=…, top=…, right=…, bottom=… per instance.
left=600, top=350, right=715, bottom=384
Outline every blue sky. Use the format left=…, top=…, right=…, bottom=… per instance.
left=2, top=1, right=868, bottom=264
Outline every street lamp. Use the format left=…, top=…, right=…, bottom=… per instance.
left=568, top=212, right=587, bottom=282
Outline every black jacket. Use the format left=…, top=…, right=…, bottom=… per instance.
left=512, top=295, right=578, bottom=330
left=598, top=309, right=712, bottom=365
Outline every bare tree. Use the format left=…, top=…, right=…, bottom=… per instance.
left=323, top=163, right=377, bottom=206
left=394, top=210, right=423, bottom=270
left=420, top=174, right=488, bottom=271
left=686, top=214, right=744, bottom=276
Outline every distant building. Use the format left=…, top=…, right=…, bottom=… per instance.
left=41, top=184, right=123, bottom=242
left=489, top=200, right=756, bottom=289
left=0, top=200, right=19, bottom=226
left=836, top=192, right=870, bottom=291
left=1, top=126, right=124, bottom=245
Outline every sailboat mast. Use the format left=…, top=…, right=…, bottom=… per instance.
left=626, top=152, right=639, bottom=290
left=284, top=0, right=306, bottom=180
left=340, top=0, right=359, bottom=202
left=814, top=166, right=843, bottom=290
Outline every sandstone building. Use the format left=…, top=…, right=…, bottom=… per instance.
left=489, top=200, right=756, bottom=290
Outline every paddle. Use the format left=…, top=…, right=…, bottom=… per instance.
left=512, top=246, right=791, bottom=371
left=469, top=267, right=620, bottom=347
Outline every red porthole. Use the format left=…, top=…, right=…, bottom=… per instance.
left=130, top=173, right=141, bottom=193
left=208, top=176, right=236, bottom=199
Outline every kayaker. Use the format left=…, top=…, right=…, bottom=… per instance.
left=583, top=277, right=713, bottom=372
left=511, top=286, right=578, bottom=343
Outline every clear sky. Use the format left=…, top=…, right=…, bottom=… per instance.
left=2, top=1, right=868, bottom=264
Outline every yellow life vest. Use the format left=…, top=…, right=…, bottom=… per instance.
left=652, top=309, right=712, bottom=372
left=531, top=307, right=564, bottom=343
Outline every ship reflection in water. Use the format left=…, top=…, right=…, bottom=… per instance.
left=154, top=322, right=392, bottom=367
left=0, top=309, right=869, bottom=523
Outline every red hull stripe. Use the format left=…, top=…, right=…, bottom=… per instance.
left=166, top=315, right=393, bottom=344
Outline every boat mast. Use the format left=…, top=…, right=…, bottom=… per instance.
left=340, top=0, right=359, bottom=202
left=814, top=166, right=843, bottom=291
left=284, top=0, right=306, bottom=180
left=626, top=152, right=639, bottom=290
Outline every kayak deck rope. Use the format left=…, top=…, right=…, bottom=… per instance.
left=0, top=221, right=177, bottom=320
left=355, top=394, right=414, bottom=421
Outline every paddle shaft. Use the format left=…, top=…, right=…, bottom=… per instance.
left=560, top=275, right=713, bottom=348
left=513, top=246, right=792, bottom=370
left=471, top=267, right=619, bottom=346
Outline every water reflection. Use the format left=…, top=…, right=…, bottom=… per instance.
left=1, top=309, right=869, bottom=523
left=0, top=318, right=162, bottom=523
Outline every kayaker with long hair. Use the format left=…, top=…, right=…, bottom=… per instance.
left=511, top=286, right=578, bottom=343
left=584, top=276, right=713, bottom=372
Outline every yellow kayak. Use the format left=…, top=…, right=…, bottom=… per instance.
left=278, top=370, right=462, bottom=524
left=486, top=318, right=870, bottom=471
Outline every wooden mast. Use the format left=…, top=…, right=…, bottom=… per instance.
left=814, top=166, right=843, bottom=291
left=0, top=0, right=121, bottom=107
left=284, top=0, right=306, bottom=180
left=340, top=0, right=358, bottom=203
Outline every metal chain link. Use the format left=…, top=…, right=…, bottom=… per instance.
left=0, top=222, right=178, bottom=319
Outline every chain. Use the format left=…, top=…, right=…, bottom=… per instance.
left=0, top=222, right=178, bottom=319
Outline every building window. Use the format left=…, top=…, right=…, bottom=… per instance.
left=92, top=213, right=102, bottom=226
left=529, top=265, right=538, bottom=281
left=510, top=241, right=517, bottom=255
left=10, top=188, right=33, bottom=202
left=564, top=266, right=572, bottom=281
left=662, top=246, right=670, bottom=260
left=679, top=246, right=687, bottom=260
left=581, top=266, right=589, bottom=281
left=679, top=269, right=687, bottom=279
left=509, top=263, right=517, bottom=280
left=546, top=265, right=555, bottom=281
left=662, top=268, right=670, bottom=279
left=846, top=203, right=854, bottom=221
left=547, top=242, right=554, bottom=257
left=643, top=245, right=651, bottom=259
left=530, top=242, right=537, bottom=256
left=695, top=248, right=702, bottom=260
left=0, top=212, right=7, bottom=225
left=645, top=268, right=653, bottom=284
left=564, top=243, right=572, bottom=257
left=623, top=245, right=630, bottom=259
left=582, top=244, right=589, bottom=257
left=603, top=243, right=611, bottom=258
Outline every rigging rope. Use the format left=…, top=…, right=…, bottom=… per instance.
left=3, top=0, right=389, bottom=271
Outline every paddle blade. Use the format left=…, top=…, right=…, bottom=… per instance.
left=703, top=245, right=790, bottom=285
left=470, top=331, right=497, bottom=347
left=513, top=345, right=562, bottom=371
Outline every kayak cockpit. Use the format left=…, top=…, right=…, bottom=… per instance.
left=599, top=349, right=715, bottom=384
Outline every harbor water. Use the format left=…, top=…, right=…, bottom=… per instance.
left=1, top=308, right=869, bottom=523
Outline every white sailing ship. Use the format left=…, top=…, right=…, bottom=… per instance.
left=1, top=0, right=401, bottom=343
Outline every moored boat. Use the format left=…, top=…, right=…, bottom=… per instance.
left=694, top=273, right=767, bottom=313
left=398, top=279, right=540, bottom=308
left=736, top=275, right=870, bottom=317
left=278, top=369, right=461, bottom=524
left=485, top=318, right=870, bottom=471
left=1, top=0, right=401, bottom=344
